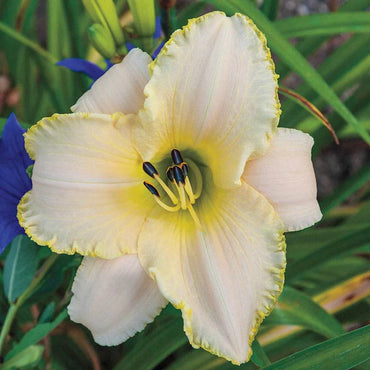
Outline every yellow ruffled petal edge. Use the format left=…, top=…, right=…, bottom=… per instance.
left=141, top=181, right=286, bottom=364
left=174, top=237, right=285, bottom=365
left=24, top=112, right=126, bottom=160
left=17, top=112, right=146, bottom=258
left=17, top=191, right=108, bottom=257
left=148, top=10, right=281, bottom=146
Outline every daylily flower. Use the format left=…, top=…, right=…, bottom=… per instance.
left=18, top=12, right=322, bottom=364
left=0, top=113, right=33, bottom=254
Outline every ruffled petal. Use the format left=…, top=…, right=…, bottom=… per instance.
left=134, top=12, right=279, bottom=189
left=138, top=182, right=285, bottom=364
left=243, top=128, right=322, bottom=232
left=18, top=113, right=150, bottom=258
left=68, top=254, right=167, bottom=345
left=0, top=114, right=33, bottom=253
left=71, top=48, right=151, bottom=114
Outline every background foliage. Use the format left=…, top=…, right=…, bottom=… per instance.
left=0, top=0, right=369, bottom=369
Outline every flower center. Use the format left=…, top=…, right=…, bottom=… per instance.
left=142, top=149, right=203, bottom=229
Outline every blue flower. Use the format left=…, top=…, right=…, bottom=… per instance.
left=0, top=113, right=33, bottom=254
left=56, top=59, right=106, bottom=81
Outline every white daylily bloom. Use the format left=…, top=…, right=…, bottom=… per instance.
left=18, top=12, right=321, bottom=364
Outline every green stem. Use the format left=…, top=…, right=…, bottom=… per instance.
left=0, top=21, right=57, bottom=64
left=0, top=254, right=58, bottom=356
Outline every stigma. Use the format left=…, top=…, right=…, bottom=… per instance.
left=142, top=149, right=203, bottom=229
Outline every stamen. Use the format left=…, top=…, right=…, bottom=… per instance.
left=171, top=149, right=183, bottom=165
left=187, top=201, right=203, bottom=230
left=143, top=162, right=178, bottom=205
left=184, top=178, right=195, bottom=204
left=143, top=182, right=180, bottom=212
left=166, top=167, right=175, bottom=182
left=143, top=151, right=203, bottom=229
left=154, top=197, right=181, bottom=212
left=185, top=158, right=203, bottom=199
left=142, top=162, right=158, bottom=178
left=143, top=181, right=160, bottom=197
left=173, top=166, right=187, bottom=209
left=173, top=166, right=185, bottom=184
left=180, top=163, right=195, bottom=204
left=155, top=176, right=179, bottom=205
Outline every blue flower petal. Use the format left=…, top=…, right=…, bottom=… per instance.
left=152, top=41, right=164, bottom=59
left=154, top=16, right=162, bottom=39
left=57, top=58, right=105, bottom=80
left=0, top=113, right=33, bottom=254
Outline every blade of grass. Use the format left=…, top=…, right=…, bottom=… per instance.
left=285, top=225, right=370, bottom=282
left=113, top=316, right=187, bottom=370
left=0, top=21, right=57, bottom=64
left=278, top=86, right=338, bottom=144
left=261, top=0, right=279, bottom=21
left=319, top=165, right=370, bottom=215
left=275, top=12, right=370, bottom=38
left=177, top=1, right=208, bottom=28
left=259, top=271, right=370, bottom=346
left=263, top=325, right=370, bottom=370
left=277, top=0, right=370, bottom=79
left=251, top=339, right=271, bottom=367
left=295, top=54, right=370, bottom=135
left=265, top=287, right=345, bottom=339
left=281, top=35, right=370, bottom=128
left=206, top=0, right=370, bottom=144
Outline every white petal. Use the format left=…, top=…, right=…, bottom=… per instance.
left=72, top=49, right=151, bottom=114
left=138, top=182, right=285, bottom=364
left=18, top=113, right=150, bottom=258
left=68, top=254, right=167, bottom=346
left=243, top=128, right=322, bottom=232
left=134, top=12, right=279, bottom=189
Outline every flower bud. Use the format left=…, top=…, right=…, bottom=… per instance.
left=82, top=0, right=125, bottom=46
left=128, top=0, right=156, bottom=37
left=88, top=23, right=116, bottom=59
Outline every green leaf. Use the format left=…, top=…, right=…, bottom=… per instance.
left=38, top=301, right=56, bottom=324
left=265, top=287, right=345, bottom=339
left=114, top=316, right=187, bottom=370
left=2, top=344, right=43, bottom=369
left=0, top=20, right=57, bottom=64
left=261, top=0, right=279, bottom=21
left=263, top=325, right=370, bottom=370
left=167, top=350, right=230, bottom=370
left=286, top=225, right=370, bottom=282
left=6, top=310, right=68, bottom=359
left=320, top=165, right=370, bottom=215
left=251, top=339, right=271, bottom=367
left=3, top=235, right=39, bottom=303
left=177, top=1, right=208, bottom=29
left=206, top=0, right=370, bottom=144
left=275, top=13, right=370, bottom=38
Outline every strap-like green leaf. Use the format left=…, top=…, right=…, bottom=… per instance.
left=265, top=287, right=345, bottom=339
left=286, top=225, right=370, bottom=282
left=261, top=0, right=279, bottom=21
left=251, top=339, right=271, bottom=367
left=320, top=165, right=370, bottom=215
left=275, top=12, right=370, bottom=38
left=114, top=316, right=187, bottom=370
left=3, top=235, right=39, bottom=303
left=262, top=325, right=370, bottom=370
left=206, top=0, right=370, bottom=144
